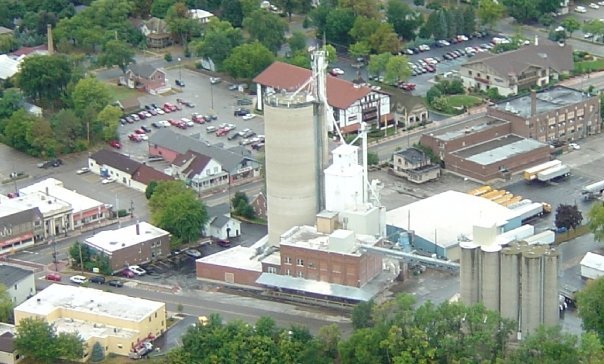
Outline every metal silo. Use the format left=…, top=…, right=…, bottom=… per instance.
left=460, top=241, right=480, bottom=305
left=264, top=93, right=324, bottom=245
left=542, top=247, right=560, bottom=327
left=480, top=244, right=501, bottom=312
left=500, top=244, right=521, bottom=324
left=520, top=246, right=545, bottom=336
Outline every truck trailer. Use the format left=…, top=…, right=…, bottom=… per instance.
left=468, top=185, right=492, bottom=196
left=582, top=180, right=604, bottom=200
left=536, top=164, right=570, bottom=182
left=510, top=202, right=549, bottom=222
left=523, top=160, right=562, bottom=181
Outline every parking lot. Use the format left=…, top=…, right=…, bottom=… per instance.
left=568, top=3, right=604, bottom=39
left=116, top=68, right=266, bottom=163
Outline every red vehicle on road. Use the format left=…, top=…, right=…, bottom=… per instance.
left=192, top=114, right=205, bottom=124
left=128, top=133, right=142, bottom=142
left=134, top=128, right=146, bottom=134
left=45, top=273, right=62, bottom=281
left=215, top=128, right=228, bottom=137
left=108, top=140, right=121, bottom=149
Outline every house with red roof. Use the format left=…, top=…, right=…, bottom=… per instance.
left=253, top=61, right=391, bottom=134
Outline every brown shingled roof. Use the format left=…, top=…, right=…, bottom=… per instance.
left=253, top=61, right=371, bottom=110
left=131, top=164, right=174, bottom=185
left=182, top=153, right=212, bottom=177
left=0, top=331, right=14, bottom=353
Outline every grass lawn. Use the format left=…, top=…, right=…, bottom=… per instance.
left=105, top=83, right=140, bottom=102
left=574, top=59, right=604, bottom=73
left=446, top=95, right=483, bottom=108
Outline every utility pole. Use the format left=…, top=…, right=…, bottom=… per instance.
left=78, top=242, right=84, bottom=275
left=130, top=200, right=134, bottom=218
left=51, top=237, right=58, bottom=272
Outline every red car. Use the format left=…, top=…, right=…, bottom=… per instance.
left=192, top=114, right=205, bottom=124
left=163, top=103, right=177, bottom=112
left=176, top=121, right=187, bottom=129
left=134, top=128, right=146, bottom=134
left=216, top=128, right=228, bottom=137
left=45, top=273, right=62, bottom=281
left=108, top=140, right=121, bottom=149
left=162, top=106, right=172, bottom=113
left=128, top=133, right=142, bottom=142
left=168, top=119, right=179, bottom=126
left=119, top=269, right=135, bottom=278
left=399, top=82, right=416, bottom=91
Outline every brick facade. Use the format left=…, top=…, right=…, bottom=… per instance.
left=195, top=261, right=262, bottom=287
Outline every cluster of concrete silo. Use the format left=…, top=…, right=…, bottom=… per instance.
left=460, top=241, right=559, bottom=338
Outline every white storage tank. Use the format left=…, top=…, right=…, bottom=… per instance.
left=480, top=244, right=502, bottom=312
left=460, top=241, right=480, bottom=305
left=542, top=248, right=560, bottom=327
left=521, top=246, right=546, bottom=336
left=500, top=244, right=522, bottom=323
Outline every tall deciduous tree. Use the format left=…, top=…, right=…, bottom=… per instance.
left=368, top=52, right=392, bottom=77
left=14, top=318, right=84, bottom=364
left=325, top=7, right=355, bottom=45
left=288, top=31, right=307, bottom=53
left=583, top=20, right=604, bottom=42
left=502, top=0, right=538, bottom=24
left=150, top=0, right=176, bottom=18
left=577, top=277, right=604, bottom=341
left=165, top=2, right=200, bottom=52
left=221, top=0, right=244, bottom=27
left=588, top=203, right=604, bottom=242
left=384, top=55, right=411, bottom=84
left=96, top=105, right=121, bottom=141
left=97, top=40, right=135, bottom=74
left=339, top=0, right=379, bottom=18
left=70, top=77, right=111, bottom=118
left=555, top=204, right=583, bottom=230
left=17, top=54, right=72, bottom=107
left=223, top=42, right=275, bottom=79
left=243, top=9, right=288, bottom=53
left=478, top=0, right=505, bottom=29
left=561, top=17, right=581, bottom=37
left=386, top=0, right=422, bottom=41
left=0, top=284, right=12, bottom=323
left=191, top=20, right=243, bottom=69
left=348, top=41, right=371, bottom=60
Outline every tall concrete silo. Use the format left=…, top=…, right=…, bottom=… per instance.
left=500, top=244, right=522, bottom=324
left=460, top=241, right=480, bottom=305
left=520, top=246, right=546, bottom=336
left=264, top=93, right=324, bottom=245
left=542, top=248, right=560, bottom=327
left=480, top=244, right=501, bottom=312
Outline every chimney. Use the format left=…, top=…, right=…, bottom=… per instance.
left=534, top=35, right=538, bottom=46
left=136, top=223, right=140, bottom=235
left=45, top=186, right=49, bottom=196
left=530, top=90, right=537, bottom=116
left=47, top=24, right=54, bottom=55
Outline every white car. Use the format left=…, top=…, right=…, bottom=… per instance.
left=418, top=44, right=430, bottom=51
left=331, top=68, right=344, bottom=75
left=585, top=32, right=594, bottom=39
left=156, top=108, right=165, bottom=115
left=128, top=265, right=146, bottom=276
left=209, top=77, right=222, bottom=84
left=590, top=3, right=599, bottom=9
left=101, top=177, right=117, bottom=184
left=76, top=167, right=90, bottom=175
left=576, top=6, right=587, bottom=12
left=599, top=1, right=604, bottom=5
left=242, top=113, right=255, bottom=120
left=70, top=275, right=88, bottom=284
left=569, top=143, right=581, bottom=150
left=181, top=118, right=194, bottom=127
left=140, top=134, right=148, bottom=141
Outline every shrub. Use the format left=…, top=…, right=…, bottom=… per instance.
left=427, top=86, right=443, bottom=104
left=91, top=342, right=104, bottom=363
left=164, top=52, right=173, bottom=62
left=117, top=209, right=128, bottom=217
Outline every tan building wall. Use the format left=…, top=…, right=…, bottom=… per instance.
left=279, top=245, right=382, bottom=287
left=0, top=351, right=21, bottom=364
left=195, top=261, right=262, bottom=287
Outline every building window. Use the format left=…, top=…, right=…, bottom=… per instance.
left=155, top=312, right=157, bottom=318
left=296, top=258, right=304, bottom=266
left=285, top=269, right=291, bottom=276
left=268, top=266, right=277, bottom=273
left=468, top=70, right=472, bottom=76
left=297, top=271, right=304, bottom=278
left=284, top=257, right=291, bottom=264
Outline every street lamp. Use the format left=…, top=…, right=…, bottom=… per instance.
left=178, top=57, right=182, bottom=87
left=210, top=81, right=214, bottom=111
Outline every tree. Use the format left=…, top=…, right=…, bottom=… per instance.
left=367, top=52, right=391, bottom=77
left=150, top=0, right=176, bottom=18
left=14, top=318, right=84, bottom=364
left=223, top=42, right=275, bottom=80
left=243, top=9, right=288, bottom=53
left=50, top=109, right=84, bottom=153
left=351, top=300, right=374, bottom=329
left=90, top=341, right=105, bottom=362
left=288, top=30, right=307, bottom=53
left=583, top=20, right=604, bottom=42
left=68, top=241, right=92, bottom=270
left=383, top=55, right=411, bottom=85
left=17, top=54, right=72, bottom=107
left=273, top=0, right=313, bottom=21
left=349, top=41, right=370, bottom=60
left=588, top=203, right=604, bottom=242
left=232, top=191, right=255, bottom=219
left=3, top=110, right=56, bottom=157
left=555, top=204, right=583, bottom=230
left=149, top=180, right=208, bottom=244
left=191, top=19, right=243, bottom=69
left=386, top=0, right=422, bottom=41
left=0, top=284, right=12, bottom=323
left=462, top=7, right=476, bottom=35
left=561, top=17, right=581, bottom=37
left=97, top=40, right=135, bottom=74
left=322, top=44, right=337, bottom=64
left=70, top=77, right=111, bottom=117
left=503, top=0, right=538, bottom=24
left=95, top=105, right=121, bottom=141
left=578, top=277, right=604, bottom=341
left=339, top=0, right=379, bottom=18
left=325, top=7, right=355, bottom=45
left=478, top=0, right=505, bottom=29
left=165, top=2, right=200, bottom=52
left=222, top=0, right=244, bottom=27
left=509, top=326, right=579, bottom=363
left=427, top=86, right=443, bottom=104
left=0, top=88, right=23, bottom=122
left=145, top=181, right=159, bottom=200
left=367, top=23, right=400, bottom=54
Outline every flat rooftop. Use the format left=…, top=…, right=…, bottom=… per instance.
left=386, top=190, right=517, bottom=248
left=280, top=225, right=380, bottom=255
left=492, top=86, right=591, bottom=118
left=19, top=178, right=104, bottom=213
left=432, top=117, right=506, bottom=141
left=2, top=191, right=71, bottom=216
left=198, top=246, right=263, bottom=271
left=54, top=317, right=135, bottom=341
left=85, top=222, right=169, bottom=253
left=0, top=195, right=36, bottom=219
left=15, top=284, right=164, bottom=322
left=454, top=135, right=547, bottom=165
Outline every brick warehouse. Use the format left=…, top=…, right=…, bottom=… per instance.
left=420, top=86, right=601, bottom=182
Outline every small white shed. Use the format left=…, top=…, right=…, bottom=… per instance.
left=580, top=252, right=604, bottom=280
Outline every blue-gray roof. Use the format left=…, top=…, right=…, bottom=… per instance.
left=149, top=129, right=257, bottom=173
left=0, top=265, right=33, bottom=287
left=210, top=215, right=230, bottom=229
left=256, top=273, right=376, bottom=301
left=207, top=203, right=230, bottom=218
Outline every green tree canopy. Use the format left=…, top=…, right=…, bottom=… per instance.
left=243, top=9, right=288, bottom=53
left=561, top=17, right=581, bottom=36
left=14, top=318, right=84, bottom=364
left=588, top=203, right=604, bottom=241
left=555, top=204, right=583, bottom=230
left=383, top=54, right=411, bottom=84
left=70, top=77, right=111, bottom=117
left=577, top=277, right=604, bottom=341
left=0, top=284, right=12, bottom=323
left=386, top=0, right=422, bottom=41
left=367, top=52, right=392, bottom=77
left=478, top=0, right=505, bottom=29
left=223, top=42, right=275, bottom=80
left=288, top=31, right=308, bottom=53
left=165, top=2, right=200, bottom=52
left=17, top=54, right=73, bottom=107
left=150, top=0, right=176, bottom=18
left=191, top=19, right=243, bottom=69
left=583, top=20, right=604, bottom=41
left=97, top=39, right=135, bottom=74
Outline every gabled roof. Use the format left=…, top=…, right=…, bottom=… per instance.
left=117, top=96, right=140, bottom=110
left=128, top=63, right=165, bottom=80
left=10, top=44, right=47, bottom=57
left=150, top=129, right=256, bottom=172
left=391, top=94, right=426, bottom=114
left=0, top=26, right=13, bottom=35
left=210, top=215, right=230, bottom=228
left=207, top=203, right=230, bottom=218
left=0, top=54, right=21, bottom=80
left=141, top=17, right=169, bottom=34
left=463, top=40, right=573, bottom=78
left=90, top=149, right=142, bottom=175
left=253, top=61, right=372, bottom=110
left=0, top=331, right=14, bottom=353
left=0, top=265, right=33, bottom=287
left=394, top=147, right=428, bottom=164
left=132, top=164, right=174, bottom=185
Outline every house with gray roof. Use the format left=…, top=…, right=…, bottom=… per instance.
left=205, top=203, right=241, bottom=240
left=149, top=129, right=260, bottom=185
left=460, top=39, right=573, bottom=96
left=392, top=147, right=440, bottom=184
left=0, top=324, right=19, bottom=364
left=171, top=150, right=229, bottom=193
left=391, top=94, right=428, bottom=126
left=0, top=265, right=35, bottom=306
left=124, top=63, right=167, bottom=94
left=140, top=17, right=172, bottom=48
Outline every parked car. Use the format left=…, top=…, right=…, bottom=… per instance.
left=242, top=113, right=255, bottom=120
left=149, top=108, right=158, bottom=116
left=128, top=265, right=146, bottom=276
left=128, top=133, right=142, bottom=142
left=125, top=116, right=134, bottom=123
left=192, top=114, right=205, bottom=123
left=151, top=122, right=161, bottom=128
left=102, top=177, right=117, bottom=184
left=76, top=167, right=90, bottom=175
left=209, top=77, right=222, bottom=84
left=134, top=128, right=146, bottom=135
left=89, top=275, right=106, bottom=284
left=130, top=114, right=140, bottom=121
left=119, top=117, right=127, bottom=125
left=181, top=118, right=194, bottom=127
left=107, top=279, right=124, bottom=287
left=69, top=275, right=88, bottom=284
left=237, top=98, right=253, bottom=105
left=176, top=79, right=185, bottom=87
left=118, top=269, right=135, bottom=278
left=228, top=84, right=238, bottom=91
left=214, top=238, right=231, bottom=247
left=589, top=3, right=599, bottom=9
left=206, top=126, right=217, bottom=133
left=141, top=126, right=152, bottom=133
left=184, top=249, right=202, bottom=258
left=216, top=128, right=229, bottom=137
left=108, top=140, right=121, bottom=149
left=330, top=67, right=345, bottom=75
left=234, top=108, right=250, bottom=116
left=156, top=108, right=165, bottom=115
left=418, top=44, right=430, bottom=51
left=45, top=273, right=62, bottom=281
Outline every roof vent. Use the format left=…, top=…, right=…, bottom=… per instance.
left=109, top=241, right=118, bottom=245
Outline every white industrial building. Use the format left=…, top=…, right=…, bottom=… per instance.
left=580, top=252, right=604, bottom=280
